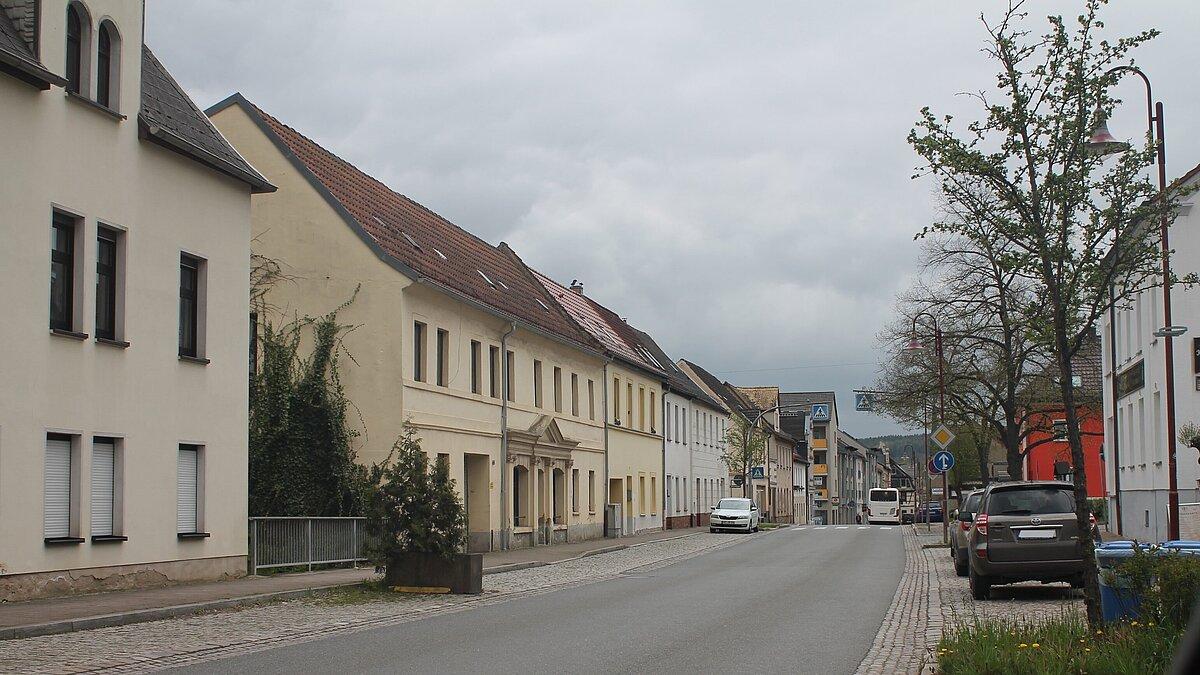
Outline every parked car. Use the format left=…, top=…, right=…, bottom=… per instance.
left=950, top=490, right=984, bottom=577
left=915, top=501, right=944, bottom=523
left=967, top=480, right=1100, bottom=600
left=709, top=497, right=760, bottom=533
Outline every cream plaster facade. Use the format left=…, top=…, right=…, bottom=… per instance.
left=1, top=1, right=267, bottom=600
left=210, top=100, right=609, bottom=552
left=605, top=363, right=664, bottom=535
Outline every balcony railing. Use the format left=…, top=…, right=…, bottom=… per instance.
left=813, top=463, right=828, bottom=475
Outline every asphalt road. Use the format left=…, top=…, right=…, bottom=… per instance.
left=175, top=526, right=905, bottom=675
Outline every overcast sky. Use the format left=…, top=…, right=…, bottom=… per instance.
left=147, top=1, right=1200, bottom=437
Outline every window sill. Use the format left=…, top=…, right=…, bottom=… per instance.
left=91, top=535, right=128, bottom=543
left=65, top=90, right=126, bottom=121
left=179, top=354, right=210, bottom=365
left=51, top=328, right=89, bottom=341
left=177, top=531, right=211, bottom=539
left=96, top=337, right=130, bottom=349
left=44, top=536, right=85, bottom=545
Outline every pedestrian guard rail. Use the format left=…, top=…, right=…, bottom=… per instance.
left=249, top=517, right=368, bottom=574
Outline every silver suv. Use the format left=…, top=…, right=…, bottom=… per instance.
left=967, top=481, right=1093, bottom=600
left=950, top=490, right=982, bottom=577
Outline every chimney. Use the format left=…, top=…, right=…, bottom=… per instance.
left=569, top=279, right=584, bottom=295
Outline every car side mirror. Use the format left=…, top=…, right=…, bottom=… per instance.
left=751, top=505, right=758, bottom=511
left=958, top=512, right=973, bottom=523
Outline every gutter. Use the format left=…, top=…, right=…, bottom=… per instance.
left=499, top=322, right=516, bottom=551
left=602, top=357, right=613, bottom=536
left=662, top=383, right=671, bottom=526
left=140, top=120, right=277, bottom=193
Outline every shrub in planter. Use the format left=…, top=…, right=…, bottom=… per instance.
left=1104, top=545, right=1200, bottom=630
left=1087, top=497, right=1107, bottom=524
left=364, top=424, right=480, bottom=594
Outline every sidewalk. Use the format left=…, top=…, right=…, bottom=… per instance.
left=0, top=527, right=705, bottom=640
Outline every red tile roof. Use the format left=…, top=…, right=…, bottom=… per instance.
left=534, top=271, right=667, bottom=378
left=225, top=96, right=594, bottom=349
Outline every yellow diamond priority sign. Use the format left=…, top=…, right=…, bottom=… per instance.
left=931, top=425, right=955, bottom=450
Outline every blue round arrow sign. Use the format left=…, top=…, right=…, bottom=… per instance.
left=932, top=450, right=955, bottom=473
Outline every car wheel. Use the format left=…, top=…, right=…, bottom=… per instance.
left=954, top=554, right=968, bottom=577
left=709, top=528, right=716, bottom=534
left=969, top=565, right=991, bottom=601
left=1070, top=574, right=1086, bottom=589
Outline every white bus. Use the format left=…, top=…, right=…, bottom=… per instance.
left=867, top=488, right=902, bottom=525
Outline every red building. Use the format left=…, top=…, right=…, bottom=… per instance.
left=1021, top=337, right=1107, bottom=498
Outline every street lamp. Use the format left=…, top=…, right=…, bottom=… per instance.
left=1087, top=65, right=1184, bottom=540
left=905, top=313, right=950, bottom=542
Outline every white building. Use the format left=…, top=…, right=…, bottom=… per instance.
left=0, top=1, right=273, bottom=600
left=1101, top=163, right=1200, bottom=542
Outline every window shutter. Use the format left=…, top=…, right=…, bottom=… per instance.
left=91, top=440, right=116, bottom=537
left=177, top=446, right=198, bottom=533
left=44, top=437, right=72, bottom=538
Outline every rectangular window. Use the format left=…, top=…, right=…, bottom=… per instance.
left=505, top=350, right=515, bottom=402
left=470, top=340, right=482, bottom=394
left=413, top=321, right=426, bottom=382
left=675, top=476, right=681, bottom=512
left=666, top=401, right=672, bottom=440
left=571, top=373, right=580, bottom=416
left=44, top=433, right=74, bottom=539
left=177, top=445, right=201, bottom=534
left=179, top=255, right=202, bottom=358
left=1052, top=419, right=1068, bottom=441
left=553, top=366, right=563, bottom=412
left=588, top=470, right=596, bottom=512
left=533, top=360, right=543, bottom=408
left=90, top=437, right=117, bottom=537
left=50, top=212, right=78, bottom=331
left=639, top=475, right=647, bottom=516
left=572, top=469, right=580, bottom=513
left=682, top=406, right=687, bottom=444
left=490, top=345, right=500, bottom=398
left=612, top=377, right=620, bottom=423
left=650, top=476, right=657, bottom=515
left=436, top=328, right=449, bottom=386
left=626, top=383, right=633, bottom=427
left=650, top=392, right=657, bottom=433
left=638, top=386, right=645, bottom=431
left=95, top=228, right=119, bottom=340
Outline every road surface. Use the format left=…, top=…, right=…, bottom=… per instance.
left=173, top=526, right=904, bottom=675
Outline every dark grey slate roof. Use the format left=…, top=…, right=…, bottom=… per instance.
left=0, top=10, right=65, bottom=89
left=780, top=391, right=837, bottom=418
left=629, top=329, right=724, bottom=411
left=139, top=46, right=274, bottom=193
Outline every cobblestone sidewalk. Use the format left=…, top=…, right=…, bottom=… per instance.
left=0, top=532, right=751, bottom=674
left=855, top=527, right=1084, bottom=674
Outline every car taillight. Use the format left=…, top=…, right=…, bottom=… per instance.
left=974, top=513, right=988, bottom=537
left=960, top=519, right=972, bottom=532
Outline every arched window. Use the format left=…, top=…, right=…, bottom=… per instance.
left=65, top=4, right=83, bottom=93
left=96, top=21, right=114, bottom=107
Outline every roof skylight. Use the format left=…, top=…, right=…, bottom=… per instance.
left=433, top=248, right=448, bottom=260
left=478, top=270, right=496, bottom=287
left=402, top=232, right=421, bottom=250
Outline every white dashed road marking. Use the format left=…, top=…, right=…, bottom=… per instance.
left=836, top=526, right=849, bottom=530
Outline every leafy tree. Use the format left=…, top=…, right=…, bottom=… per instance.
left=907, top=0, right=1191, bottom=626
left=248, top=287, right=368, bottom=517
left=720, top=415, right=767, bottom=500
left=364, top=423, right=466, bottom=563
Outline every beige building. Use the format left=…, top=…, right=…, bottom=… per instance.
left=209, top=95, right=610, bottom=551
left=537, top=276, right=667, bottom=536
left=0, top=1, right=273, bottom=600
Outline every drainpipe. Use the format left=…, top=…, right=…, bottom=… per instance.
left=662, top=384, right=671, bottom=530
left=602, top=357, right=613, bottom=535
left=499, top=322, right=516, bottom=551
left=1107, top=283, right=1123, bottom=535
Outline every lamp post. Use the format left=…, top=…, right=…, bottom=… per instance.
left=906, top=312, right=948, bottom=542
left=1088, top=65, right=1185, bottom=540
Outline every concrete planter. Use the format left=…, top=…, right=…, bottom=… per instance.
left=384, top=551, right=483, bottom=595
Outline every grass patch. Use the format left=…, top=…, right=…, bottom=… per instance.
left=307, top=580, right=419, bottom=606
left=936, top=614, right=1182, bottom=674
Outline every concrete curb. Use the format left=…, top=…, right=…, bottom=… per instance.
left=0, top=532, right=711, bottom=640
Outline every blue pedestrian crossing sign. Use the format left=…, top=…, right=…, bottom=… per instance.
left=932, top=450, right=955, bottom=473
left=810, top=403, right=830, bottom=422
left=855, top=393, right=873, bottom=411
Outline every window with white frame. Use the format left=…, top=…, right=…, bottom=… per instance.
left=44, top=433, right=76, bottom=540
left=177, top=444, right=203, bottom=535
left=91, top=437, right=119, bottom=538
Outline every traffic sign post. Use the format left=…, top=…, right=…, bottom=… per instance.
left=930, top=449, right=955, bottom=547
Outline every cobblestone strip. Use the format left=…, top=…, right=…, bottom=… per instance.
left=854, top=527, right=933, bottom=675
left=0, top=532, right=755, bottom=675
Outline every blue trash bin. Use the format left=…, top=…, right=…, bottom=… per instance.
left=1095, top=542, right=1145, bottom=622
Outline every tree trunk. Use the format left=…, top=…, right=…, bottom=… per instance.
left=1049, top=292, right=1102, bottom=628
left=1004, top=419, right=1023, bottom=482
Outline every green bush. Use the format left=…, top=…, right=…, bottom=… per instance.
left=1104, top=546, right=1200, bottom=630
left=1087, top=498, right=1107, bottom=523
left=363, top=423, right=466, bottom=565
left=937, top=614, right=1182, bottom=674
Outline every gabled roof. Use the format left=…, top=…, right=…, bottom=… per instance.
left=0, top=8, right=65, bottom=89
left=780, top=391, right=838, bottom=420
left=737, top=386, right=779, bottom=412
left=535, top=272, right=667, bottom=379
left=208, top=94, right=599, bottom=353
left=628, top=328, right=724, bottom=410
left=678, top=359, right=753, bottom=421
left=141, top=51, right=274, bottom=193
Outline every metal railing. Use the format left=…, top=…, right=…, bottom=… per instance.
left=248, top=517, right=368, bottom=574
